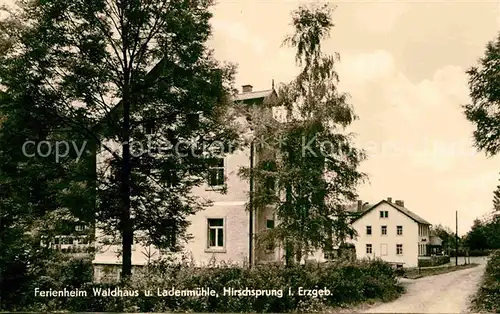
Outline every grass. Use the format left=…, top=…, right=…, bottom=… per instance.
left=402, top=263, right=479, bottom=279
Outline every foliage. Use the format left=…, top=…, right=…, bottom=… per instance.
left=240, top=3, right=366, bottom=264
left=463, top=216, right=500, bottom=251
left=465, top=219, right=490, bottom=250
left=472, top=250, right=500, bottom=313
left=1, top=255, right=93, bottom=311
left=493, top=174, right=500, bottom=212
left=449, top=249, right=492, bottom=257
left=431, top=224, right=454, bottom=254
left=463, top=33, right=500, bottom=157
left=0, top=0, right=239, bottom=279
left=417, top=255, right=450, bottom=267
left=21, top=258, right=403, bottom=312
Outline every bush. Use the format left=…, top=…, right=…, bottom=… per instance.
left=60, top=258, right=403, bottom=313
left=8, top=257, right=403, bottom=312
left=471, top=250, right=500, bottom=312
left=418, top=255, right=450, bottom=267
left=449, top=249, right=491, bottom=257
left=15, top=255, right=94, bottom=312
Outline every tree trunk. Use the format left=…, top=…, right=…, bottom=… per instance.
left=285, top=239, right=293, bottom=267
left=120, top=66, right=133, bottom=281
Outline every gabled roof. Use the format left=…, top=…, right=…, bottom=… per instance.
left=351, top=199, right=431, bottom=225
left=429, top=236, right=443, bottom=246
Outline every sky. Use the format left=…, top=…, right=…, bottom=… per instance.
left=1, top=0, right=499, bottom=235
left=208, top=0, right=500, bottom=235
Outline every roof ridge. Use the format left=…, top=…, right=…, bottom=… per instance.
left=237, top=89, right=272, bottom=95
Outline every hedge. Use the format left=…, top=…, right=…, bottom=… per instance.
left=20, top=258, right=404, bottom=312
left=418, top=255, right=450, bottom=267
left=450, top=249, right=491, bottom=257
left=471, top=250, right=500, bottom=313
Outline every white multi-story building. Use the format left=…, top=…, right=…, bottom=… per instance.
left=350, top=197, right=433, bottom=268
left=91, top=82, right=438, bottom=281
left=92, top=84, right=281, bottom=282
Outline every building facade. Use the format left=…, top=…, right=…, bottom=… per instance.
left=92, top=85, right=281, bottom=282
left=351, top=198, right=432, bottom=268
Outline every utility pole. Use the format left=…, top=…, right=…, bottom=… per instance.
left=455, top=210, right=458, bottom=266
left=249, top=141, right=254, bottom=268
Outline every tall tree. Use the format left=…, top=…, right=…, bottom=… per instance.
left=464, top=219, right=489, bottom=250
left=0, top=0, right=238, bottom=280
left=241, top=4, right=365, bottom=264
left=493, top=174, right=500, bottom=212
left=463, top=33, right=500, bottom=157
left=463, top=31, right=500, bottom=250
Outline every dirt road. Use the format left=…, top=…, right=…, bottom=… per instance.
left=363, top=257, right=488, bottom=313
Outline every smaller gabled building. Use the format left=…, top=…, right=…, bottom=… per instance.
left=351, top=197, right=432, bottom=268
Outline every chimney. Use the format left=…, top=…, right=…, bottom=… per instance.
left=242, top=84, right=253, bottom=93
left=395, top=200, right=404, bottom=207
left=357, top=200, right=363, bottom=212
left=387, top=197, right=392, bottom=203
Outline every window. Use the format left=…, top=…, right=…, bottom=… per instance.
left=266, top=219, right=275, bottom=229
left=419, top=244, right=427, bottom=256
left=380, top=211, right=384, bottom=218
left=75, top=224, right=86, bottom=231
left=207, top=218, right=224, bottom=248
left=381, top=225, right=387, bottom=235
left=208, top=158, right=225, bottom=187
left=366, top=226, right=372, bottom=235
left=366, top=244, right=372, bottom=254
left=384, top=211, right=388, bottom=218
left=265, top=177, right=276, bottom=194
left=266, top=219, right=275, bottom=251
left=263, top=160, right=277, bottom=195
left=186, top=113, right=200, bottom=128
left=396, top=244, right=403, bottom=255
left=145, top=120, right=156, bottom=135
left=165, top=218, right=177, bottom=247
left=165, top=170, right=179, bottom=188
left=63, top=236, right=74, bottom=245
left=324, top=249, right=336, bottom=260
left=380, top=243, right=388, bottom=256
left=397, top=225, right=403, bottom=235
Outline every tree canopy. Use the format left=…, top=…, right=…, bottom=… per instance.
left=240, top=4, right=366, bottom=264
left=0, top=0, right=239, bottom=280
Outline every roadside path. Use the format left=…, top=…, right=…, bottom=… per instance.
left=363, top=257, right=488, bottom=313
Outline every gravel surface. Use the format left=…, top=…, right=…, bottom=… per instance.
left=363, top=257, right=488, bottom=313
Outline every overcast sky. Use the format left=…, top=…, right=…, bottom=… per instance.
left=209, top=0, right=500, bottom=235
left=1, top=0, right=499, bottom=235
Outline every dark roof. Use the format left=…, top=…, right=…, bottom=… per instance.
left=93, top=55, right=277, bottom=131
left=351, top=199, right=431, bottom=225
left=391, top=202, right=431, bottom=225
left=344, top=202, right=374, bottom=213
